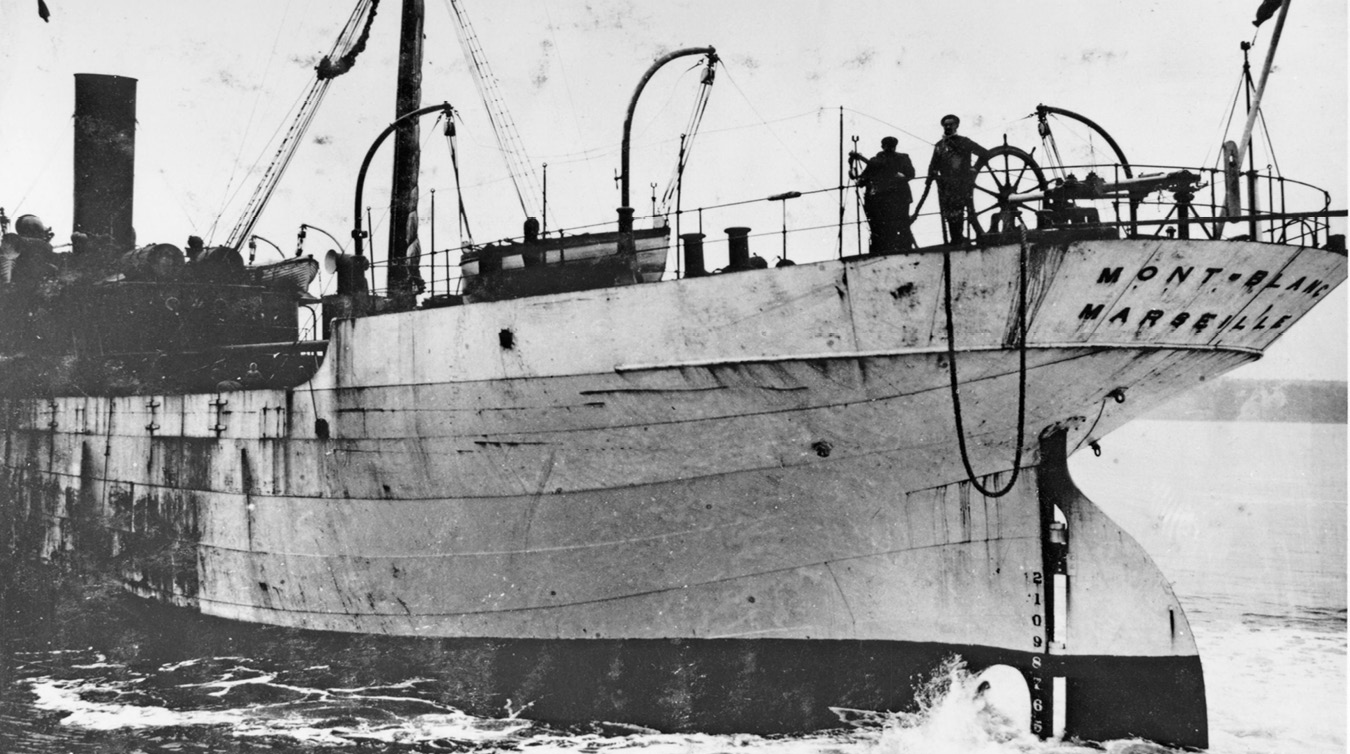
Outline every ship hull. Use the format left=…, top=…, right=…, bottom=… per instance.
left=3, top=235, right=1344, bottom=746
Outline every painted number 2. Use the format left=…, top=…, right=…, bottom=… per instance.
left=1030, top=571, right=1045, bottom=649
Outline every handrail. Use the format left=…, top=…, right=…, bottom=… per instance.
left=351, top=161, right=1339, bottom=297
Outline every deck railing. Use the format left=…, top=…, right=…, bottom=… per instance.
left=350, top=163, right=1338, bottom=299
left=1035, top=162, right=1333, bottom=248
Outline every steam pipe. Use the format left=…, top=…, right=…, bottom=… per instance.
left=353, top=102, right=455, bottom=260
left=301, top=223, right=345, bottom=255
left=248, top=234, right=284, bottom=264
left=618, top=47, right=716, bottom=233
left=1035, top=104, right=1133, bottom=179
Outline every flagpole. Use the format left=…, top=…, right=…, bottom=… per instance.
left=1235, top=0, right=1291, bottom=168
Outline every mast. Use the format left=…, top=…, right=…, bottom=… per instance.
left=387, top=0, right=424, bottom=301
left=1235, top=0, right=1291, bottom=242
left=1235, top=0, right=1291, bottom=168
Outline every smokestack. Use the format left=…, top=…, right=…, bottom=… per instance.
left=73, top=73, right=137, bottom=253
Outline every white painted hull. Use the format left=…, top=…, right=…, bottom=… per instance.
left=3, top=235, right=1343, bottom=744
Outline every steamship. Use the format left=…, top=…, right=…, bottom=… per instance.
left=1, top=1, right=1343, bottom=748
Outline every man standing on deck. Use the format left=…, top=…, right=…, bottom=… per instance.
left=926, top=114, right=989, bottom=244
left=849, top=136, right=915, bottom=255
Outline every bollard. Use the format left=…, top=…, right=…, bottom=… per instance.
left=680, top=232, right=707, bottom=277
left=725, top=226, right=751, bottom=270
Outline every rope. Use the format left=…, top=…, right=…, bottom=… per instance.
left=942, top=223, right=1029, bottom=498
left=446, top=114, right=474, bottom=246
left=1073, top=396, right=1109, bottom=454
left=1038, top=116, right=1066, bottom=182
left=1256, top=106, right=1282, bottom=177
left=1205, top=71, right=1246, bottom=171
left=721, top=66, right=824, bottom=185
left=911, top=180, right=932, bottom=222
left=443, top=0, right=542, bottom=221
left=206, top=0, right=302, bottom=241
left=218, top=0, right=380, bottom=249
left=316, top=0, right=381, bottom=79
left=658, top=61, right=716, bottom=213
left=839, top=107, right=930, bottom=150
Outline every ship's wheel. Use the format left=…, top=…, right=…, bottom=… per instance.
left=969, top=145, right=1048, bottom=236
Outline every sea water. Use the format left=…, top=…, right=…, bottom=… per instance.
left=1, top=420, right=1343, bottom=753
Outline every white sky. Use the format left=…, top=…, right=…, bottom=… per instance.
left=0, top=0, right=1345, bottom=379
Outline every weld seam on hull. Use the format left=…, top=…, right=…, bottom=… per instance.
left=2, top=420, right=1039, bottom=502
left=168, top=535, right=1040, bottom=616
left=614, top=342, right=1262, bottom=372
left=198, top=528, right=1033, bottom=562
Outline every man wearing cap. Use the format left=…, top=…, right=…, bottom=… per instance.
left=849, top=136, right=916, bottom=255
left=926, top=114, right=989, bottom=244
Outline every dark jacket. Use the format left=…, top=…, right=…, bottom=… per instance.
left=857, top=150, right=915, bottom=204
left=927, top=134, right=989, bottom=189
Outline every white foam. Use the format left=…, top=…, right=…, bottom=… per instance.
left=29, top=677, right=249, bottom=731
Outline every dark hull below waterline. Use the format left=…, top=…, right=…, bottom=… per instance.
left=388, top=637, right=1207, bottom=748
left=0, top=573, right=1205, bottom=748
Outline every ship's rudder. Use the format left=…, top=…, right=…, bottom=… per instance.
left=1036, top=429, right=1208, bottom=749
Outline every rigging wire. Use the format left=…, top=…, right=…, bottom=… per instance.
left=721, top=65, right=824, bottom=185
left=1040, top=120, right=1066, bottom=181
left=514, top=109, right=827, bottom=172
left=208, top=0, right=300, bottom=241
left=656, top=61, right=716, bottom=214
left=1203, top=72, right=1247, bottom=171
left=632, top=64, right=701, bottom=144
left=1256, top=106, right=1282, bottom=176
left=441, top=0, right=544, bottom=223
left=218, top=0, right=381, bottom=250
left=839, top=107, right=930, bottom=149
left=540, top=1, right=585, bottom=144
left=207, top=77, right=314, bottom=240
left=220, top=79, right=335, bottom=248
left=444, top=111, right=474, bottom=247
left=10, top=138, right=63, bottom=215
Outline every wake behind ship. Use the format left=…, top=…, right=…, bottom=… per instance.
left=1, top=1, right=1344, bottom=748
